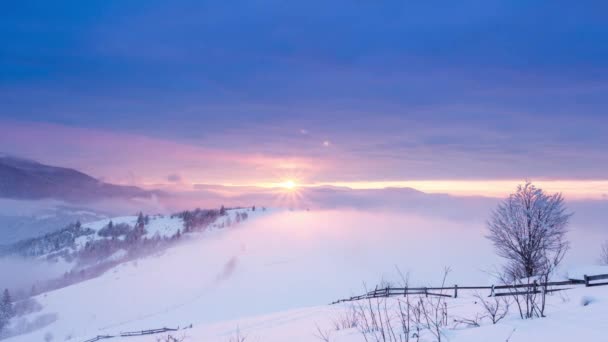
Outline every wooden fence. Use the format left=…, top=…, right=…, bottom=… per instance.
left=82, top=327, right=181, bottom=342
left=331, top=273, right=608, bottom=305
left=584, top=273, right=608, bottom=287
left=78, top=274, right=608, bottom=341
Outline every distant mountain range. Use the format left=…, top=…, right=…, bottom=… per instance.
left=0, top=155, right=155, bottom=202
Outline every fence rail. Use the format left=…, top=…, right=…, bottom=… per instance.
left=585, top=273, right=608, bottom=287
left=331, top=273, right=608, bottom=305
left=82, top=326, right=184, bottom=342
left=83, top=335, right=114, bottom=342
left=120, top=327, right=178, bottom=337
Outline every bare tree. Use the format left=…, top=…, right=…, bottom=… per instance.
left=332, top=308, right=359, bottom=331
left=452, top=313, right=482, bottom=328
left=395, top=267, right=412, bottom=342
left=487, top=181, right=571, bottom=318
left=473, top=293, right=510, bottom=324
left=601, top=241, right=608, bottom=265
left=417, top=268, right=451, bottom=342
left=314, top=323, right=332, bottom=342
left=343, top=269, right=453, bottom=342
left=157, top=334, right=186, bottom=342
left=350, top=286, right=407, bottom=342
left=228, top=326, right=247, bottom=342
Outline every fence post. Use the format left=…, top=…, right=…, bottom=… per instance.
left=490, top=284, right=495, bottom=297
left=584, top=275, right=589, bottom=287
left=425, top=287, right=428, bottom=297
left=454, top=285, right=458, bottom=298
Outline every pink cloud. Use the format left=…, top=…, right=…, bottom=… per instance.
left=0, top=120, right=325, bottom=187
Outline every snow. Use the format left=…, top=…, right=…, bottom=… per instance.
left=83, top=216, right=138, bottom=232
left=71, top=208, right=254, bottom=249
left=106, top=249, right=128, bottom=263
left=55, top=285, right=608, bottom=342
left=4, top=209, right=608, bottom=342
left=566, top=265, right=608, bottom=280
left=143, top=215, right=182, bottom=239
left=0, top=199, right=107, bottom=244
left=69, top=215, right=183, bottom=251
left=158, top=286, right=608, bottom=341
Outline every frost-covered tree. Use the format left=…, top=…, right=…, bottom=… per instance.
left=129, top=212, right=147, bottom=242
left=8, top=221, right=94, bottom=258
left=487, top=182, right=571, bottom=318
left=488, top=181, right=571, bottom=280
left=0, top=289, right=14, bottom=333
left=136, top=212, right=143, bottom=225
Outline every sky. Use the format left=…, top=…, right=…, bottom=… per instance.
left=2, top=1, right=608, bottom=199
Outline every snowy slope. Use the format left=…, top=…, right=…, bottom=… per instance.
left=4, top=208, right=270, bottom=341
left=0, top=198, right=107, bottom=245
left=71, top=214, right=184, bottom=251
left=4, top=209, right=608, bottom=342
left=110, top=284, right=608, bottom=342
left=16, top=208, right=245, bottom=262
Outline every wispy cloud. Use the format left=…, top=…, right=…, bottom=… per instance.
left=3, top=117, right=608, bottom=200
left=0, top=120, right=323, bottom=187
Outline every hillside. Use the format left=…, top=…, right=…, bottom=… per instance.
left=0, top=201, right=107, bottom=245
left=2, top=209, right=607, bottom=342
left=121, top=283, right=608, bottom=342
left=0, top=207, right=267, bottom=341
left=0, top=156, right=154, bottom=202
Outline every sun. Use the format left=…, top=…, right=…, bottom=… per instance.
left=271, top=177, right=306, bottom=208
left=281, top=180, right=296, bottom=190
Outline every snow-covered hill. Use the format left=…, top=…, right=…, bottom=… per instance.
left=3, top=209, right=607, bottom=342
left=115, top=283, right=608, bottom=342
left=0, top=199, right=108, bottom=245
left=4, top=207, right=254, bottom=260
left=0, top=207, right=261, bottom=309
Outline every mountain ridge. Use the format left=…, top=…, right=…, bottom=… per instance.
left=0, top=155, right=156, bottom=202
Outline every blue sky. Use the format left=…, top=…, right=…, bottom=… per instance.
left=1, top=1, right=608, bottom=190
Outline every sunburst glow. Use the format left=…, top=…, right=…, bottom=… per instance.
left=281, top=180, right=296, bottom=190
